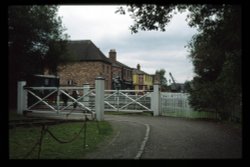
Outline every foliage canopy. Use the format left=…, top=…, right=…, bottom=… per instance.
left=8, top=5, right=69, bottom=107
left=117, top=4, right=241, bottom=120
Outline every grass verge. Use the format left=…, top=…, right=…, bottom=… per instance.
left=9, top=121, right=113, bottom=159
left=161, top=110, right=217, bottom=119
left=105, top=111, right=152, bottom=116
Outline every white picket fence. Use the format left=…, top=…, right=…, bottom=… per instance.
left=161, top=92, right=243, bottom=121
left=160, top=92, right=219, bottom=119
left=161, top=92, right=192, bottom=113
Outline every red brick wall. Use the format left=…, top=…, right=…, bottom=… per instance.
left=111, top=66, right=122, bottom=78
left=58, top=61, right=111, bottom=89
left=122, top=68, right=133, bottom=82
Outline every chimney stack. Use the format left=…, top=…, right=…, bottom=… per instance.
left=137, top=64, right=141, bottom=70
left=109, top=49, right=117, bottom=61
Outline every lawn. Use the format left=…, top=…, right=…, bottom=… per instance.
left=105, top=111, right=153, bottom=116
left=9, top=120, right=113, bottom=159
left=161, top=110, right=218, bottom=119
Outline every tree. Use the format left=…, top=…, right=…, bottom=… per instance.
left=116, top=4, right=227, bottom=33
left=8, top=5, right=69, bottom=108
left=117, top=4, right=242, bottom=121
left=155, top=69, right=168, bottom=91
left=115, top=5, right=176, bottom=33
left=187, top=5, right=241, bottom=120
left=183, top=80, right=192, bottom=93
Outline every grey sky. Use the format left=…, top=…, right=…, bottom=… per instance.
left=58, top=5, right=198, bottom=83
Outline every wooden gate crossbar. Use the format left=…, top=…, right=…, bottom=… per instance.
left=27, top=89, right=57, bottom=112
left=104, top=91, right=118, bottom=110
left=103, top=90, right=152, bottom=112
left=25, top=87, right=94, bottom=113
left=59, top=90, right=93, bottom=112
left=119, top=91, right=151, bottom=111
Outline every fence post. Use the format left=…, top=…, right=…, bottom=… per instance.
left=83, top=83, right=90, bottom=107
left=56, top=87, right=60, bottom=114
left=151, top=84, right=161, bottom=116
left=17, top=81, right=27, bottom=115
left=95, top=77, right=104, bottom=121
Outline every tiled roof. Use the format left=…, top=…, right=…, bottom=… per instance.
left=132, top=68, right=149, bottom=75
left=66, top=40, right=111, bottom=64
left=110, top=59, right=132, bottom=69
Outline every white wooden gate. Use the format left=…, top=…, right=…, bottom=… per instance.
left=17, top=78, right=161, bottom=120
left=25, top=86, right=95, bottom=113
left=104, top=90, right=152, bottom=112
left=24, top=88, right=154, bottom=114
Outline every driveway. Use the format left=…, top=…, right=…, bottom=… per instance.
left=84, top=114, right=242, bottom=159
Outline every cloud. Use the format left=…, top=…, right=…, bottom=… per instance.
left=117, top=49, right=194, bottom=82
left=58, top=5, right=133, bottom=41
left=58, top=5, right=198, bottom=83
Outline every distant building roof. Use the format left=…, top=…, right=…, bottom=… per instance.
left=67, top=40, right=111, bottom=64
left=132, top=68, right=150, bottom=75
left=110, top=59, right=132, bottom=70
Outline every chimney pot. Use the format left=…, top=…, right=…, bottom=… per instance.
left=137, top=64, right=141, bottom=70
left=109, top=49, right=117, bottom=61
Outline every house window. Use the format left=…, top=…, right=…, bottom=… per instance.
left=68, top=80, right=73, bottom=85
left=139, top=75, right=143, bottom=84
left=44, top=78, right=49, bottom=86
left=105, top=80, right=108, bottom=89
left=102, top=64, right=105, bottom=73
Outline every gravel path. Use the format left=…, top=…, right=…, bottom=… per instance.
left=84, top=114, right=242, bottom=159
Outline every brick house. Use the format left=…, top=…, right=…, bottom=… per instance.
left=108, top=49, right=133, bottom=89
left=57, top=40, right=112, bottom=89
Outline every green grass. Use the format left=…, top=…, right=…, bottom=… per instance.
left=161, top=110, right=217, bottom=119
left=9, top=121, right=113, bottom=159
left=105, top=111, right=153, bottom=116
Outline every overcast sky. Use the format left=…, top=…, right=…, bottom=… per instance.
left=58, top=5, right=198, bottom=83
